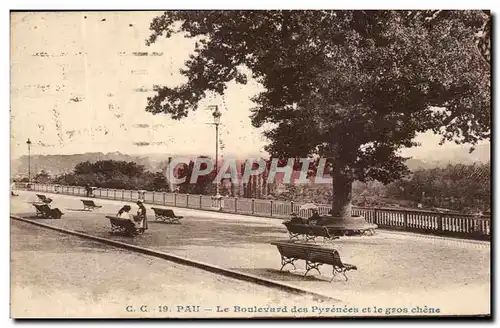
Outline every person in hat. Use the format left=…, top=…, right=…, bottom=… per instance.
left=135, top=200, right=148, bottom=232
left=308, top=209, right=322, bottom=226
left=117, top=205, right=135, bottom=222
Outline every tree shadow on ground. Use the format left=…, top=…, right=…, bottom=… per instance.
left=17, top=214, right=56, bottom=221
left=65, top=208, right=94, bottom=212
left=235, top=267, right=334, bottom=283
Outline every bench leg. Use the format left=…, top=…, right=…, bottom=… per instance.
left=304, top=261, right=321, bottom=277
left=288, top=232, right=300, bottom=241
left=364, top=229, right=375, bottom=236
left=110, top=224, right=138, bottom=237
left=110, top=224, right=125, bottom=234
left=305, top=234, right=316, bottom=243
left=332, top=267, right=349, bottom=282
left=280, top=256, right=297, bottom=271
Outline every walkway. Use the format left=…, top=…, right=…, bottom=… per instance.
left=11, top=191, right=491, bottom=316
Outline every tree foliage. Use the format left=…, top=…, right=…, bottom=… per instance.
left=34, top=170, right=52, bottom=183
left=386, top=162, right=490, bottom=212
left=54, top=160, right=170, bottom=191
left=267, top=163, right=490, bottom=213
left=175, top=156, right=217, bottom=194
left=146, top=10, right=490, bottom=217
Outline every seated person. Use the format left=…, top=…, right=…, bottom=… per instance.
left=307, top=209, right=322, bottom=225
left=117, top=205, right=135, bottom=221
left=10, top=183, right=18, bottom=196
left=289, top=212, right=306, bottom=224
left=117, top=205, right=139, bottom=235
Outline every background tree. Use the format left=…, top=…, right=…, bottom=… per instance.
left=386, top=162, right=491, bottom=212
left=176, top=156, right=216, bottom=194
left=55, top=160, right=170, bottom=191
left=34, top=170, right=52, bottom=184
left=146, top=10, right=490, bottom=220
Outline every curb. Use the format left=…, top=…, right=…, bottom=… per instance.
left=11, top=215, right=339, bottom=303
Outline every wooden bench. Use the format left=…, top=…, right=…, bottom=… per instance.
left=271, top=241, right=357, bottom=281
left=283, top=222, right=339, bottom=243
left=105, top=216, right=143, bottom=237
left=81, top=199, right=102, bottom=211
left=151, top=207, right=183, bottom=224
left=36, top=194, right=53, bottom=204
left=32, top=203, right=64, bottom=220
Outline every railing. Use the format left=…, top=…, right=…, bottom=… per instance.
left=16, top=183, right=491, bottom=240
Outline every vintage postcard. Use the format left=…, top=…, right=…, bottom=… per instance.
left=10, top=10, right=491, bottom=319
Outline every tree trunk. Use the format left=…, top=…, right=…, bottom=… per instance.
left=331, top=167, right=353, bottom=219
left=230, top=180, right=235, bottom=197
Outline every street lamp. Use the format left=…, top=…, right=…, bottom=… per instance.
left=26, top=138, right=32, bottom=185
left=211, top=106, right=222, bottom=197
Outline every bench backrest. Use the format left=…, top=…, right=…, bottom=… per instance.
left=307, top=248, right=337, bottom=266
left=33, top=203, right=51, bottom=213
left=283, top=222, right=332, bottom=238
left=272, top=242, right=343, bottom=266
left=276, top=244, right=310, bottom=261
left=332, top=250, right=344, bottom=267
left=152, top=207, right=175, bottom=217
left=105, top=216, right=135, bottom=227
left=283, top=222, right=310, bottom=234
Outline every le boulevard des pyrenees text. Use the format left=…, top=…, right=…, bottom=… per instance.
left=125, top=305, right=441, bottom=315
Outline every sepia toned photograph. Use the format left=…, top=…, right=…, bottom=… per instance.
left=9, top=9, right=491, bottom=319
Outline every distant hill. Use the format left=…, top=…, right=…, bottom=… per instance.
left=406, top=143, right=490, bottom=170
left=10, top=152, right=169, bottom=178
left=11, top=143, right=490, bottom=179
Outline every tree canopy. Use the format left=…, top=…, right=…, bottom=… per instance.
left=386, top=162, right=491, bottom=212
left=56, top=160, right=169, bottom=191
left=146, top=10, right=490, bottom=217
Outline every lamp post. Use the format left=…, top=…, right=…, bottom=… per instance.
left=206, top=105, right=222, bottom=210
left=211, top=106, right=222, bottom=197
left=26, top=138, right=32, bottom=186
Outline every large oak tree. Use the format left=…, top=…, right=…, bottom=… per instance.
left=146, top=10, right=490, bottom=219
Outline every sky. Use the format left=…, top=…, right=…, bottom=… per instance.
left=10, top=11, right=489, bottom=160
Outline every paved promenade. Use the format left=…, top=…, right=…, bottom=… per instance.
left=11, top=191, right=491, bottom=316
left=12, top=219, right=320, bottom=318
